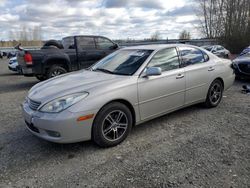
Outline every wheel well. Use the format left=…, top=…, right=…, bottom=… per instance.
left=214, top=77, right=224, bottom=90
left=45, top=59, right=69, bottom=71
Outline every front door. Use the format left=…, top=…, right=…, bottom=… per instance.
left=95, top=37, right=117, bottom=57
left=138, top=47, right=185, bottom=120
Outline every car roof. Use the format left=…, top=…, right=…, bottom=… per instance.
left=63, top=35, right=108, bottom=39
left=122, top=44, right=198, bottom=50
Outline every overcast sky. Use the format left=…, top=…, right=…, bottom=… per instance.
left=0, top=0, right=201, bottom=40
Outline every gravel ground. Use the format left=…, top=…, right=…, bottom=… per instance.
left=0, top=58, right=249, bottom=188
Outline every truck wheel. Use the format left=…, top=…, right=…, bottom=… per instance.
left=47, top=65, right=67, bottom=79
left=36, top=75, right=47, bottom=81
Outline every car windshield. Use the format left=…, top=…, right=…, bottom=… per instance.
left=239, top=48, right=250, bottom=57
left=239, top=52, right=250, bottom=58
left=203, top=46, right=213, bottom=51
left=91, top=49, right=153, bottom=75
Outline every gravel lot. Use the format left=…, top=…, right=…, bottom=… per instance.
left=0, top=58, right=249, bottom=188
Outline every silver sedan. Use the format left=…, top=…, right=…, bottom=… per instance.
left=22, top=44, right=235, bottom=147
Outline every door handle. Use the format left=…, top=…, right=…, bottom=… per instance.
left=208, top=67, right=215, bottom=71
left=176, top=74, right=184, bottom=79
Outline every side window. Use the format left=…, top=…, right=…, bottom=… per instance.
left=148, top=48, right=180, bottom=72
left=77, top=37, right=95, bottom=50
left=96, top=37, right=114, bottom=50
left=62, top=37, right=75, bottom=49
left=179, top=47, right=206, bottom=66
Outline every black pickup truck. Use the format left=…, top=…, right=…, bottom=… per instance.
left=17, top=35, right=119, bottom=80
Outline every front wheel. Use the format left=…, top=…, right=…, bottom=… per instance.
left=204, top=79, right=223, bottom=108
left=92, top=102, right=133, bottom=147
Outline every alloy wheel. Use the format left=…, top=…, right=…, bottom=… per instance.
left=101, top=110, right=128, bottom=141
left=209, top=82, right=222, bottom=105
left=51, top=69, right=64, bottom=77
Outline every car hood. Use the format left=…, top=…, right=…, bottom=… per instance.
left=233, top=56, right=250, bottom=64
left=28, top=70, right=126, bottom=103
left=10, top=57, right=17, bottom=61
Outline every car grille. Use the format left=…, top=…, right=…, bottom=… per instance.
left=28, top=98, right=41, bottom=111
left=238, top=64, right=250, bottom=74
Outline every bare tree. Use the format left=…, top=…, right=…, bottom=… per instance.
left=196, top=0, right=250, bottom=53
left=32, top=26, right=42, bottom=41
left=19, top=26, right=29, bottom=41
left=2, top=26, right=43, bottom=47
left=179, top=30, right=191, bottom=40
left=150, top=31, right=160, bottom=41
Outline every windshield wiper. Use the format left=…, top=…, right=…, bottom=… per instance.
left=94, top=68, right=130, bottom=76
left=94, top=68, right=114, bottom=74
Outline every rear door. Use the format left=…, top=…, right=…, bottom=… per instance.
left=138, top=47, right=185, bottom=120
left=178, top=46, right=214, bottom=105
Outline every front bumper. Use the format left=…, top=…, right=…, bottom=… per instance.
left=22, top=101, right=97, bottom=143
left=8, top=65, right=18, bottom=72
left=233, top=64, right=250, bottom=78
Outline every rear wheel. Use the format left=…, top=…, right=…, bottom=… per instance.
left=92, top=102, right=132, bottom=147
left=36, top=75, right=47, bottom=81
left=204, top=79, right=223, bottom=108
left=47, top=65, right=67, bottom=79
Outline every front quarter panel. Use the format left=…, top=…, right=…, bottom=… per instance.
left=67, top=76, right=140, bottom=122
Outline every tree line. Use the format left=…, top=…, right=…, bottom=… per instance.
left=196, top=0, right=250, bottom=53
left=0, top=26, right=43, bottom=47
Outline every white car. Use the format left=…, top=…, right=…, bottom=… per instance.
left=202, top=45, right=230, bottom=58
left=8, top=57, right=22, bottom=73
left=22, top=44, right=235, bottom=147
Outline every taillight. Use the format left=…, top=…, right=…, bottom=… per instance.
left=24, top=53, right=33, bottom=65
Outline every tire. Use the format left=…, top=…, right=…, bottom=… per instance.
left=204, top=79, right=223, bottom=108
left=42, top=40, right=64, bottom=49
left=92, top=102, right=133, bottom=147
left=36, top=75, right=47, bottom=81
left=47, top=65, right=67, bottom=79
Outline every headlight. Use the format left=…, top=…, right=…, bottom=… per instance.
left=39, top=92, right=88, bottom=113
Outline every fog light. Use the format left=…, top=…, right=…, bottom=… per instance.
left=46, top=130, right=61, bottom=137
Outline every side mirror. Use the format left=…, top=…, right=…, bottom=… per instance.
left=110, top=43, right=119, bottom=50
left=142, top=67, right=162, bottom=77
